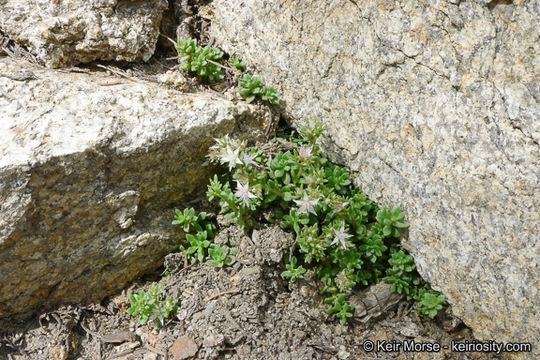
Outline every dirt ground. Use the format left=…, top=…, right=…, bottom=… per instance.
left=0, top=214, right=501, bottom=360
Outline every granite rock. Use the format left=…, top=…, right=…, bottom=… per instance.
left=209, top=0, right=540, bottom=355
left=0, top=0, right=168, bottom=68
left=0, top=56, right=269, bottom=321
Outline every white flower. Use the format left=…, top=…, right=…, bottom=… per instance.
left=293, top=193, right=319, bottom=216
left=211, top=135, right=231, bottom=152
left=234, top=180, right=257, bottom=206
left=220, top=145, right=243, bottom=171
left=299, top=145, right=313, bottom=158
left=331, top=223, right=353, bottom=249
left=242, top=152, right=258, bottom=167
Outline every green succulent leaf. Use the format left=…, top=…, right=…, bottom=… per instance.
left=238, top=74, right=279, bottom=105
left=282, top=256, right=306, bottom=282
left=175, top=38, right=224, bottom=83
left=418, top=291, right=446, bottom=319
left=230, top=55, right=246, bottom=71
left=206, top=244, right=236, bottom=268
left=127, top=285, right=178, bottom=328
left=376, top=207, right=409, bottom=238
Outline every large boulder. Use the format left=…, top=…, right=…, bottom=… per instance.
left=0, top=0, right=168, bottom=68
left=0, top=57, right=269, bottom=321
left=208, top=0, right=540, bottom=354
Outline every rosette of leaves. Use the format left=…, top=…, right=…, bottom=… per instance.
left=206, top=245, right=238, bottom=267
left=238, top=74, right=262, bottom=103
left=261, top=86, right=280, bottom=105
left=282, top=256, right=306, bottom=282
left=359, top=234, right=387, bottom=264
left=127, top=285, right=177, bottom=328
left=324, top=164, right=351, bottom=195
left=175, top=38, right=197, bottom=57
left=282, top=209, right=310, bottom=235
left=184, top=231, right=211, bottom=263
left=383, top=249, right=421, bottom=300
left=375, top=207, right=409, bottom=238
left=238, top=74, right=279, bottom=105
left=341, top=191, right=376, bottom=235
left=230, top=55, right=245, bottom=71
left=172, top=208, right=215, bottom=237
left=173, top=207, right=217, bottom=264
left=324, top=293, right=355, bottom=325
left=269, top=151, right=298, bottom=186
left=417, top=291, right=446, bottom=319
left=175, top=38, right=224, bottom=82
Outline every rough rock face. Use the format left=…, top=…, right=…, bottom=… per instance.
left=209, top=0, right=540, bottom=354
left=0, top=0, right=168, bottom=68
left=0, top=57, right=269, bottom=321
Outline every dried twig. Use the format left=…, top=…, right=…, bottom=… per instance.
left=96, top=64, right=132, bottom=80
left=183, top=250, right=189, bottom=268
left=206, top=58, right=236, bottom=72
left=0, top=71, right=37, bottom=81
left=97, top=79, right=123, bottom=86
left=160, top=33, right=177, bottom=46
left=165, top=55, right=182, bottom=61
left=0, top=31, right=40, bottom=65
left=203, top=288, right=240, bottom=302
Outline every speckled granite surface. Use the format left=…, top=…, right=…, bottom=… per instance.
left=0, top=0, right=168, bottom=67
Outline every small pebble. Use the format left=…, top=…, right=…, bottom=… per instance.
left=171, top=335, right=199, bottom=360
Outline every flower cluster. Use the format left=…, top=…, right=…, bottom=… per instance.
left=175, top=119, right=445, bottom=325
